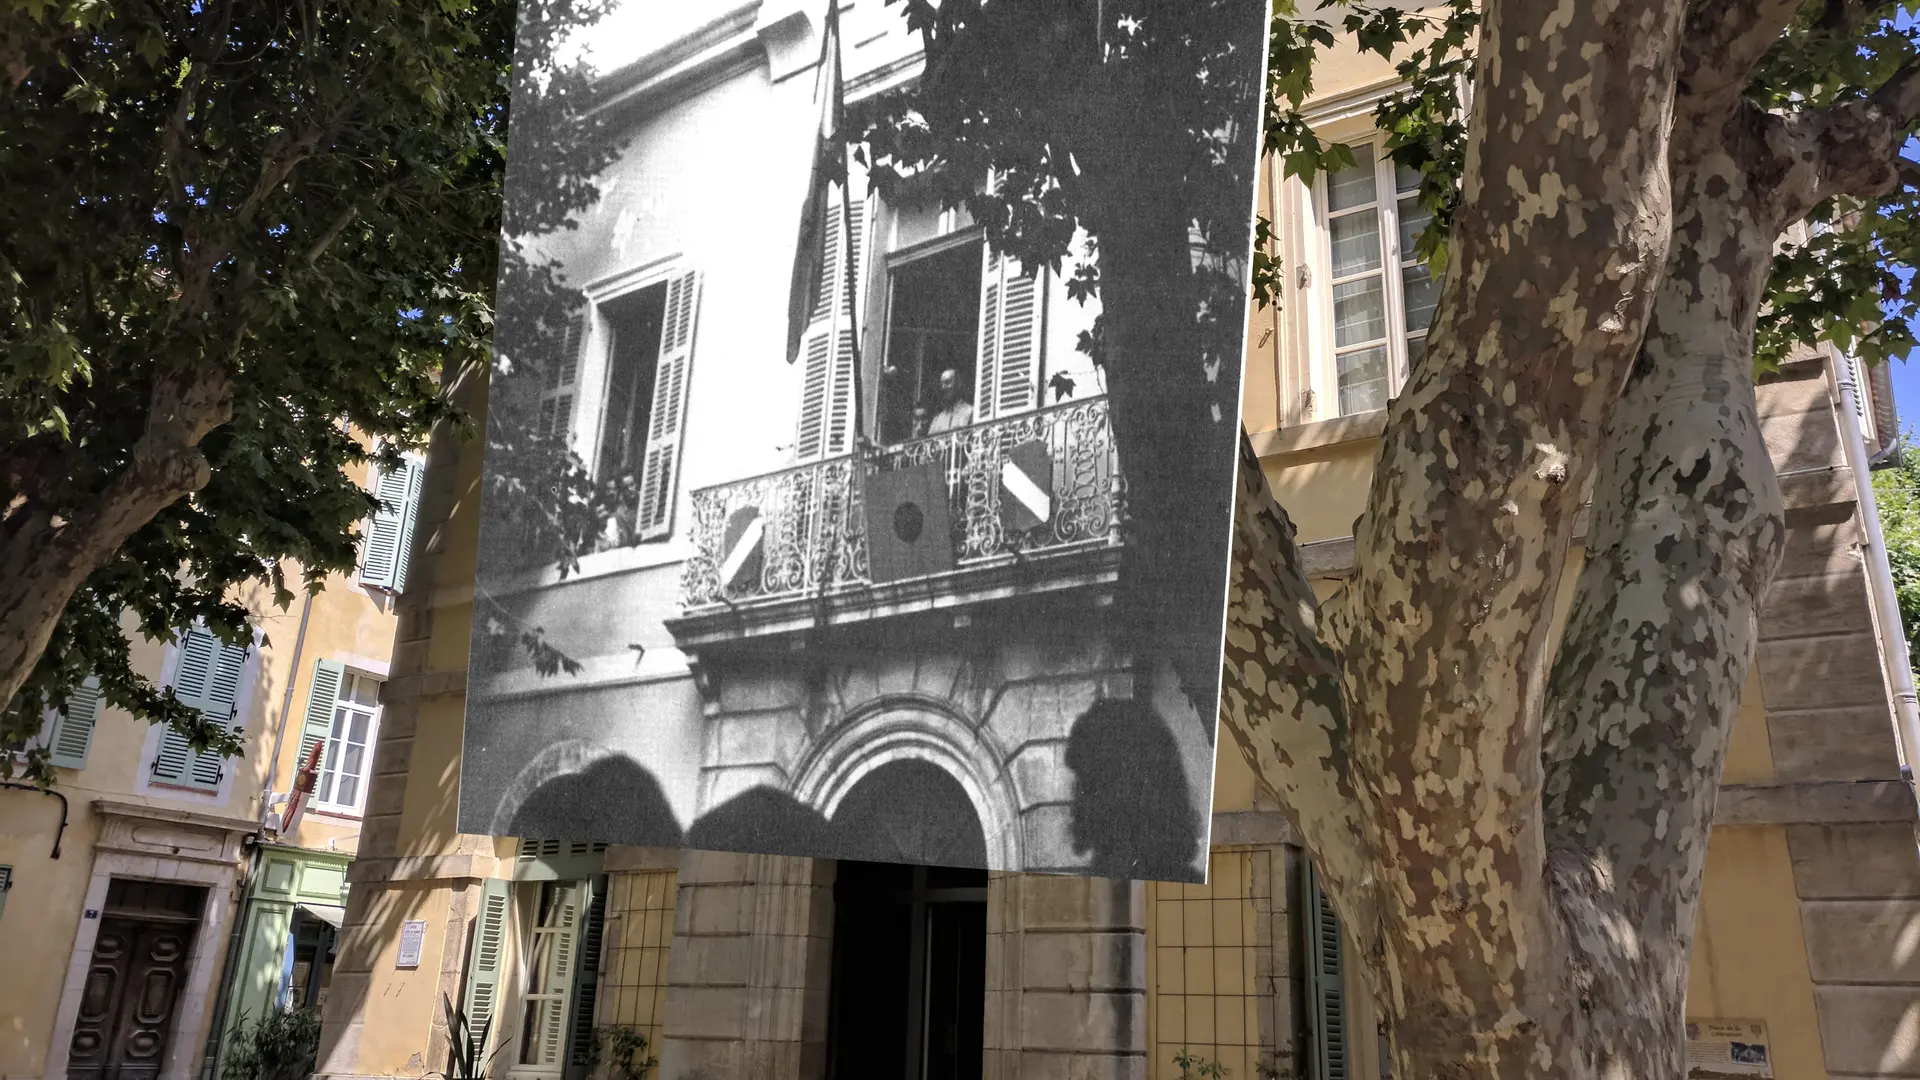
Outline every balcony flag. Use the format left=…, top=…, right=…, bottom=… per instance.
left=785, top=0, right=847, bottom=367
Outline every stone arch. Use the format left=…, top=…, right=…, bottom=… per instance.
left=789, top=695, right=1024, bottom=871
left=486, top=738, right=685, bottom=844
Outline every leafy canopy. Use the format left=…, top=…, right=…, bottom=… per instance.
left=1259, top=0, right=1920, bottom=374
left=0, top=0, right=545, bottom=778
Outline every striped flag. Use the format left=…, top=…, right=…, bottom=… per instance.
left=999, top=441, right=1054, bottom=533
left=786, top=1, right=845, bottom=366
left=719, top=506, right=766, bottom=595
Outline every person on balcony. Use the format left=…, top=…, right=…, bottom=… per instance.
left=919, top=367, right=974, bottom=437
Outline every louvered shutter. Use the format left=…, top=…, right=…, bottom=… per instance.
left=298, top=660, right=346, bottom=782
left=532, top=882, right=583, bottom=1069
left=539, top=317, right=587, bottom=443
left=973, top=251, right=1044, bottom=421
left=636, top=270, right=701, bottom=539
left=795, top=186, right=867, bottom=460
left=153, top=626, right=247, bottom=791
left=461, top=878, right=512, bottom=1066
left=563, top=875, right=609, bottom=1080
left=47, top=676, right=103, bottom=770
left=360, top=455, right=423, bottom=592
left=1304, top=864, right=1349, bottom=1080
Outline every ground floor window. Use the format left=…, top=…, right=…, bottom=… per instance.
left=826, top=860, right=987, bottom=1080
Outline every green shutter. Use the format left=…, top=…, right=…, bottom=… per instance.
left=564, top=875, right=610, bottom=1080
left=153, top=626, right=248, bottom=791
left=47, top=677, right=102, bottom=770
left=1304, top=862, right=1349, bottom=1080
left=461, top=878, right=512, bottom=1066
left=361, top=455, right=423, bottom=592
left=298, top=660, right=346, bottom=778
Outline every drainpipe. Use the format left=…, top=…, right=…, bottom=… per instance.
left=1828, top=352, right=1920, bottom=780
left=260, top=588, right=317, bottom=830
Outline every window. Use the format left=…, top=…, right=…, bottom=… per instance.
left=151, top=624, right=248, bottom=792
left=360, top=452, right=424, bottom=592
left=0, top=865, right=12, bottom=924
left=306, top=668, right=380, bottom=813
left=585, top=269, right=700, bottom=546
left=511, top=877, right=607, bottom=1080
left=1315, top=142, right=1436, bottom=418
left=878, top=237, right=984, bottom=443
left=46, top=677, right=103, bottom=770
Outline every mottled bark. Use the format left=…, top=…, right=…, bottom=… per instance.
left=0, top=366, right=231, bottom=711
left=1340, top=0, right=1687, bottom=1071
left=1213, top=0, right=1889, bottom=1074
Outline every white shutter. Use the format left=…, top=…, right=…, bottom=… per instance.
left=527, top=882, right=583, bottom=1070
left=974, top=251, right=1044, bottom=421
left=636, top=270, right=701, bottom=539
left=47, top=677, right=102, bottom=770
left=360, top=455, right=423, bottom=592
left=539, top=317, right=586, bottom=444
left=795, top=185, right=867, bottom=460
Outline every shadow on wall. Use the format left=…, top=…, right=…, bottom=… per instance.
left=498, top=742, right=685, bottom=846
left=1066, top=698, right=1200, bottom=881
left=684, top=764, right=990, bottom=869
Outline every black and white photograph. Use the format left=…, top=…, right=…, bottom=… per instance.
left=460, top=0, right=1268, bottom=882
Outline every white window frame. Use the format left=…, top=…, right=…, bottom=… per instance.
left=309, top=669, right=383, bottom=816
left=1305, top=136, right=1433, bottom=420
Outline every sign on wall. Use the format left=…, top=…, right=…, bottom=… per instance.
left=459, top=0, right=1269, bottom=883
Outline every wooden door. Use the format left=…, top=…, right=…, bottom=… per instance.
left=69, top=884, right=202, bottom=1080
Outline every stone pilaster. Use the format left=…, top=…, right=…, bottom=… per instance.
left=984, top=872, right=1148, bottom=1080
left=655, top=851, right=835, bottom=1080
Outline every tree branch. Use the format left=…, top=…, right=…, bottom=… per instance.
left=1675, top=0, right=1809, bottom=124
left=0, top=364, right=234, bottom=713
left=1217, top=433, right=1374, bottom=924
left=1802, top=57, right=1920, bottom=204
left=1539, top=130, right=1787, bottom=1062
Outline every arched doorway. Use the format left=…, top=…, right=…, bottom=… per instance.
left=827, top=759, right=988, bottom=868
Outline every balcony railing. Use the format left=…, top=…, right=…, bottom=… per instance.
left=679, top=396, right=1123, bottom=611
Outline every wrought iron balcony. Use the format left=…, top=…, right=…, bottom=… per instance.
left=678, top=397, right=1124, bottom=616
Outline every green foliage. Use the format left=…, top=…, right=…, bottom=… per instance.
left=1174, top=1049, right=1229, bottom=1080
left=846, top=0, right=1267, bottom=417
left=588, top=1024, right=657, bottom=1080
left=220, top=1007, right=321, bottom=1080
left=437, top=993, right=503, bottom=1080
left=0, top=0, right=615, bottom=772
left=1257, top=0, right=1920, bottom=375
left=1873, top=434, right=1920, bottom=673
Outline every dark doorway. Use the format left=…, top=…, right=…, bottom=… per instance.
left=69, top=879, right=207, bottom=1080
left=826, top=861, right=988, bottom=1080
left=827, top=758, right=988, bottom=868
left=879, top=240, right=983, bottom=444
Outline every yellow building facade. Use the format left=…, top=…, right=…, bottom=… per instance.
left=300, top=8, right=1920, bottom=1080
left=0, top=454, right=422, bottom=1080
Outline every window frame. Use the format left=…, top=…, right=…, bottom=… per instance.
left=309, top=669, right=383, bottom=816
left=877, top=226, right=988, bottom=444
left=1306, top=136, right=1430, bottom=421
left=572, top=254, right=699, bottom=544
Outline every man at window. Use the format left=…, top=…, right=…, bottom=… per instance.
left=919, top=368, right=974, bottom=437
